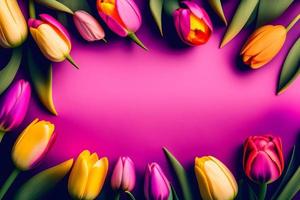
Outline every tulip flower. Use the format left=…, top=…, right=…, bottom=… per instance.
left=144, top=162, right=171, bottom=200
left=0, top=119, right=56, bottom=200
left=68, top=150, right=109, bottom=200
left=96, top=0, right=147, bottom=50
left=243, top=135, right=284, bottom=200
left=28, top=14, right=78, bottom=68
left=0, top=0, right=28, bottom=48
left=0, top=80, right=31, bottom=142
left=173, top=1, right=213, bottom=46
left=73, top=10, right=106, bottom=42
left=195, top=156, right=238, bottom=200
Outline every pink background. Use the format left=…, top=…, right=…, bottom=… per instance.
left=5, top=0, right=300, bottom=199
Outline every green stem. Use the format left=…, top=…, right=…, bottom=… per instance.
left=0, top=169, right=20, bottom=200
left=0, top=130, right=5, bottom=143
left=66, top=54, right=79, bottom=69
left=114, top=191, right=120, bottom=200
left=286, top=14, right=300, bottom=32
left=277, top=167, right=300, bottom=200
left=125, top=191, right=136, bottom=200
left=29, top=0, right=36, bottom=18
left=258, top=183, right=267, bottom=200
left=128, top=32, right=148, bottom=51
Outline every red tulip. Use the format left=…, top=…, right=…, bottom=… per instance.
left=243, top=135, right=284, bottom=184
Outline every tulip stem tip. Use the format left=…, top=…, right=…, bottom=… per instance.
left=286, top=14, right=300, bottom=32
left=102, top=38, right=108, bottom=43
left=0, top=131, right=5, bottom=143
left=125, top=191, right=136, bottom=200
left=114, top=191, right=120, bottom=200
left=66, top=55, right=79, bottom=69
left=258, top=183, right=267, bottom=200
left=128, top=33, right=148, bottom=51
left=29, top=0, right=36, bottom=18
left=0, top=169, right=20, bottom=200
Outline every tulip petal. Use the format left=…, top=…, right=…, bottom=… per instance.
left=195, top=160, right=214, bottom=200
left=111, top=157, right=123, bottom=190
left=150, top=165, right=170, bottom=199
left=116, top=0, right=141, bottom=32
left=122, top=157, right=136, bottom=191
left=99, top=12, right=128, bottom=37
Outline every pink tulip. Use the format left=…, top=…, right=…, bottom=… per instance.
left=0, top=80, right=31, bottom=135
left=73, top=10, right=106, bottom=42
left=174, top=1, right=213, bottom=46
left=243, top=135, right=284, bottom=184
left=144, top=163, right=171, bottom=200
left=111, top=157, right=136, bottom=191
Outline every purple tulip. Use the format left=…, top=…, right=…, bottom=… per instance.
left=111, top=157, right=136, bottom=191
left=0, top=80, right=31, bottom=137
left=144, top=163, right=171, bottom=200
left=174, top=1, right=213, bottom=46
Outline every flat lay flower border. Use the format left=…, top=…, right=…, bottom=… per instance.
left=0, top=0, right=299, bottom=200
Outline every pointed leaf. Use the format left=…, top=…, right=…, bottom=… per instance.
left=207, top=0, right=227, bottom=25
left=256, top=0, right=293, bottom=27
left=27, top=48, right=58, bottom=115
left=164, top=0, right=180, bottom=16
left=150, top=0, right=164, bottom=35
left=277, top=167, right=300, bottom=200
left=57, top=0, right=91, bottom=12
left=170, top=184, right=179, bottom=200
left=0, top=47, right=22, bottom=95
left=245, top=3, right=258, bottom=27
left=14, top=159, right=74, bottom=200
left=220, top=0, right=259, bottom=48
left=163, top=147, right=193, bottom=200
left=35, top=0, right=74, bottom=14
left=277, top=38, right=300, bottom=95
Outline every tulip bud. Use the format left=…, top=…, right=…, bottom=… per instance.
left=12, top=119, right=56, bottom=171
left=144, top=162, right=171, bottom=200
left=195, top=156, right=238, bottom=200
left=243, top=135, right=284, bottom=184
left=68, top=150, right=109, bottom=200
left=0, top=80, right=31, bottom=134
left=173, top=1, right=213, bottom=46
left=241, top=25, right=286, bottom=69
left=111, top=157, right=136, bottom=192
left=28, top=14, right=77, bottom=68
left=73, top=10, right=106, bottom=42
left=0, top=0, right=28, bottom=48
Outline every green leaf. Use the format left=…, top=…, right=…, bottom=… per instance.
left=0, top=47, right=22, bottom=95
left=220, top=0, right=259, bottom=48
left=256, top=0, right=293, bottom=27
left=150, top=0, right=164, bottom=35
left=57, top=0, right=91, bottom=12
left=276, top=167, right=300, bottom=200
left=27, top=48, right=58, bottom=115
left=170, top=184, right=179, bottom=200
left=245, top=3, right=258, bottom=27
left=164, top=0, right=180, bottom=16
left=14, top=159, right=74, bottom=200
left=163, top=147, right=193, bottom=200
left=272, top=146, right=297, bottom=199
left=35, top=0, right=74, bottom=14
left=277, top=37, right=300, bottom=95
left=207, top=0, right=227, bottom=25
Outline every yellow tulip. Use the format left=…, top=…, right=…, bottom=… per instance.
left=241, top=25, right=286, bottom=69
left=68, top=150, right=109, bottom=200
left=12, top=118, right=56, bottom=171
left=195, top=156, right=238, bottom=200
left=0, top=0, right=28, bottom=48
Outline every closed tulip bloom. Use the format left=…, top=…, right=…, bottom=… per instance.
left=195, top=156, right=238, bottom=200
left=0, top=0, right=28, bottom=48
left=0, top=80, right=31, bottom=136
left=12, top=119, right=56, bottom=171
left=111, top=157, right=136, bottom=191
left=241, top=25, right=287, bottom=69
left=174, top=1, right=213, bottom=46
left=144, top=163, right=171, bottom=200
left=73, top=10, right=106, bottom=42
left=243, top=135, right=284, bottom=184
left=68, top=150, right=109, bottom=200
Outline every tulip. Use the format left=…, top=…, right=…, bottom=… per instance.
left=73, top=10, right=106, bottom=42
left=0, top=80, right=31, bottom=142
left=68, top=150, right=109, bottom=200
left=28, top=14, right=78, bottom=68
left=0, top=0, right=28, bottom=48
left=144, top=162, right=171, bottom=200
left=195, top=156, right=238, bottom=200
left=96, top=0, right=147, bottom=50
left=173, top=1, right=213, bottom=46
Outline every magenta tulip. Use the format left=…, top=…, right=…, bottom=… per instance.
left=111, top=157, right=136, bottom=191
left=0, top=80, right=31, bottom=141
left=73, top=10, right=106, bottom=42
left=144, top=163, right=171, bottom=200
left=174, top=1, right=213, bottom=46
left=243, top=135, right=284, bottom=184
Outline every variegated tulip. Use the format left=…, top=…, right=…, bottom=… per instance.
left=68, top=150, right=109, bottom=200
left=0, top=0, right=28, bottom=48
